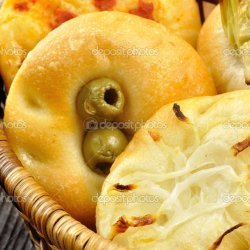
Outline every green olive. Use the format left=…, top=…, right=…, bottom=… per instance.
left=77, top=78, right=125, bottom=120
left=83, top=128, right=128, bottom=175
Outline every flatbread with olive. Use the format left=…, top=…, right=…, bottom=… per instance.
left=4, top=12, right=215, bottom=228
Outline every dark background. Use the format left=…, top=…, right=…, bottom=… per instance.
left=0, top=187, right=34, bottom=250
left=0, top=1, right=34, bottom=249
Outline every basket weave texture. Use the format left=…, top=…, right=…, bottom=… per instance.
left=0, top=127, right=126, bottom=250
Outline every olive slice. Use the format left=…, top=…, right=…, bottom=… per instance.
left=83, top=128, right=128, bottom=175
left=77, top=78, right=125, bottom=120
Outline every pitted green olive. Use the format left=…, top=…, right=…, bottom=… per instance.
left=77, top=78, right=125, bottom=120
left=83, top=128, right=128, bottom=175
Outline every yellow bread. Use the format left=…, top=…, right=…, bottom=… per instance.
left=4, top=11, right=215, bottom=228
left=97, top=90, right=250, bottom=249
left=198, top=5, right=250, bottom=93
left=0, top=0, right=201, bottom=90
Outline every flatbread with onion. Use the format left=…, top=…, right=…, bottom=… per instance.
left=97, top=90, right=250, bottom=249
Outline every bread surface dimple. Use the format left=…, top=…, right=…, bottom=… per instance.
left=5, top=11, right=215, bottom=228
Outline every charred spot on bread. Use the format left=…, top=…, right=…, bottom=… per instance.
left=113, top=216, right=129, bottom=235
left=132, top=214, right=155, bottom=227
left=173, top=103, right=189, bottom=122
left=112, top=183, right=137, bottom=192
left=209, top=223, right=246, bottom=250
left=94, top=0, right=117, bottom=11
left=232, top=137, right=250, bottom=156
left=112, top=214, right=155, bottom=237
left=148, top=131, right=161, bottom=141
left=129, top=0, right=154, bottom=20
left=51, top=9, right=77, bottom=29
left=245, top=78, right=250, bottom=85
left=14, top=2, right=29, bottom=11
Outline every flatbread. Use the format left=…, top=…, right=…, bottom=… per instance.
left=97, top=90, right=250, bottom=249
left=4, top=12, right=215, bottom=228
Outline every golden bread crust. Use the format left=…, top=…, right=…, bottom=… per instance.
left=0, top=0, right=201, bottom=90
left=198, top=5, right=250, bottom=93
left=5, top=11, right=215, bottom=227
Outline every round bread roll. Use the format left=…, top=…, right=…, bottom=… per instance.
left=97, top=90, right=250, bottom=249
left=4, top=11, right=215, bottom=229
left=0, top=0, right=201, bottom=90
left=197, top=5, right=250, bottom=93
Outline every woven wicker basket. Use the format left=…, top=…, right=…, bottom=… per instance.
left=0, top=1, right=218, bottom=249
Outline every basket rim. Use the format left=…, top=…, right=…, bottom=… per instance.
left=0, top=127, right=126, bottom=250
